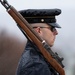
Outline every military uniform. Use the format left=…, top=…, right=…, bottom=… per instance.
left=16, top=41, right=58, bottom=75
left=16, top=9, right=61, bottom=75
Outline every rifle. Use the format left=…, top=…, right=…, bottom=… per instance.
left=0, top=0, right=65, bottom=75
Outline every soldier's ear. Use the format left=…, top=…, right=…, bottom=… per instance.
left=34, top=27, right=41, bottom=33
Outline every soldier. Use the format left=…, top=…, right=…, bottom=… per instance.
left=16, top=9, right=61, bottom=75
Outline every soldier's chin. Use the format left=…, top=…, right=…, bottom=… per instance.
left=50, top=43, right=54, bottom=47
left=50, top=45, right=53, bottom=47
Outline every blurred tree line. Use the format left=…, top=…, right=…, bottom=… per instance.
left=0, top=28, right=26, bottom=75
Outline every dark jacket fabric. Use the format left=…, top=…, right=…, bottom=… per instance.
left=16, top=41, right=58, bottom=75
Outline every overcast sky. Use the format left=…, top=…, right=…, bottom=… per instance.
left=0, top=0, right=75, bottom=75
left=0, top=0, right=75, bottom=11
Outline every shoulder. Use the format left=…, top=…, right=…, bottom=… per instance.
left=17, top=47, right=52, bottom=75
left=17, top=52, right=52, bottom=75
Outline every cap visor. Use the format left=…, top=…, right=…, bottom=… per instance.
left=47, top=23, right=61, bottom=28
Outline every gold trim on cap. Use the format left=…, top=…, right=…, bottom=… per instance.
left=24, top=16, right=55, bottom=18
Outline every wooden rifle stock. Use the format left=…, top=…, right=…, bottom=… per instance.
left=0, top=1, right=65, bottom=75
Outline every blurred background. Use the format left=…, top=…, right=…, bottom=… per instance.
left=0, top=0, right=75, bottom=75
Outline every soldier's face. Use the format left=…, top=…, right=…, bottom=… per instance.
left=40, top=24, right=58, bottom=47
left=31, top=23, right=58, bottom=47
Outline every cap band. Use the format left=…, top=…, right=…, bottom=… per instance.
left=25, top=17, right=56, bottom=23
